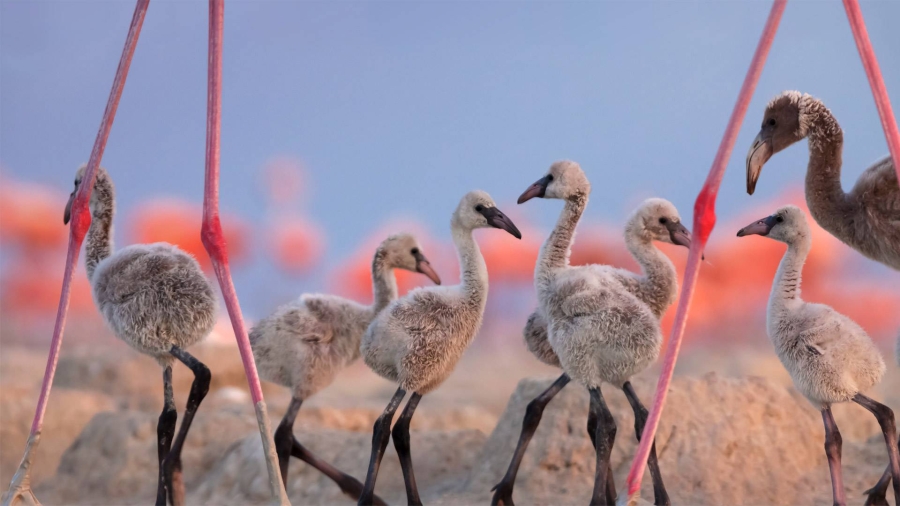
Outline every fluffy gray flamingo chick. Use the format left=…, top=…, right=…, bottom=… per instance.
left=250, top=233, right=440, bottom=504
left=492, top=192, right=690, bottom=506
left=746, top=91, right=900, bottom=270
left=737, top=205, right=899, bottom=506
left=357, top=190, right=521, bottom=506
left=65, top=165, right=216, bottom=506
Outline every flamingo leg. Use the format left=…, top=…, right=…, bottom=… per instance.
left=274, top=397, right=303, bottom=487
left=863, top=460, right=892, bottom=506
left=491, top=373, right=571, bottom=506
left=822, top=405, right=847, bottom=506
left=359, top=387, right=406, bottom=506
left=392, top=393, right=423, bottom=506
left=589, top=387, right=617, bottom=506
left=589, top=389, right=617, bottom=505
left=200, top=1, right=286, bottom=502
left=853, top=394, right=900, bottom=505
left=163, top=346, right=211, bottom=506
left=0, top=3, right=149, bottom=505
left=623, top=381, right=670, bottom=506
left=156, top=365, right=177, bottom=506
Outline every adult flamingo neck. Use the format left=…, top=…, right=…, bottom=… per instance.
left=85, top=173, right=115, bottom=280
left=802, top=99, right=849, bottom=229
left=535, top=193, right=587, bottom=292
left=371, top=247, right=399, bottom=313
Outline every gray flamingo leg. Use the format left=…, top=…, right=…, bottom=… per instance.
left=392, top=392, right=424, bottom=506
left=863, top=460, right=892, bottom=506
left=274, top=397, right=302, bottom=487
left=623, top=381, right=670, bottom=506
left=491, top=373, right=571, bottom=506
left=588, top=391, right=617, bottom=505
left=358, top=387, right=406, bottom=506
left=853, top=394, right=900, bottom=506
left=156, top=365, right=176, bottom=506
left=588, top=387, right=617, bottom=506
left=291, top=437, right=387, bottom=505
left=822, top=406, right=847, bottom=506
left=163, top=346, right=211, bottom=506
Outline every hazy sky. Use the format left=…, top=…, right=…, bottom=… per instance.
left=1, top=1, right=898, bottom=311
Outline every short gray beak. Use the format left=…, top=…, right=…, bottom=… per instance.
left=737, top=214, right=778, bottom=237
left=478, top=206, right=522, bottom=239
left=413, top=251, right=442, bottom=285
left=517, top=174, right=552, bottom=204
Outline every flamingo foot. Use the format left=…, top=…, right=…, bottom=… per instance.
left=2, top=432, right=42, bottom=506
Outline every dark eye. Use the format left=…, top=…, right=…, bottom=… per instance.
left=767, top=118, right=776, bottom=127
left=410, top=248, right=419, bottom=255
left=546, top=174, right=554, bottom=181
left=475, top=204, right=484, bottom=212
left=775, top=215, right=784, bottom=223
left=659, top=217, right=668, bottom=224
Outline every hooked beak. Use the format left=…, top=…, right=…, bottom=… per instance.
left=737, top=214, right=778, bottom=237
left=746, top=131, right=773, bottom=195
left=517, top=174, right=552, bottom=204
left=413, top=251, right=441, bottom=285
left=63, top=192, right=75, bottom=225
left=478, top=206, right=522, bottom=239
left=665, top=220, right=704, bottom=260
left=666, top=221, right=692, bottom=249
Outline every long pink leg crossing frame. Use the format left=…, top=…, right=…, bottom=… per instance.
left=627, top=0, right=900, bottom=503
left=625, top=1, right=787, bottom=503
left=201, top=1, right=288, bottom=503
left=1, top=2, right=151, bottom=505
left=2, top=1, right=288, bottom=504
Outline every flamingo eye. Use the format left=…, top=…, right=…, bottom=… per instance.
left=767, top=118, right=776, bottom=127
left=776, top=215, right=784, bottom=223
left=411, top=248, right=419, bottom=255
left=475, top=204, right=484, bottom=212
left=659, top=217, right=668, bottom=224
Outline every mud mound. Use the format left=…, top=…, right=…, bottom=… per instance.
left=191, top=429, right=486, bottom=505
left=463, top=373, right=889, bottom=505
left=34, top=405, right=258, bottom=505
left=0, top=387, right=114, bottom=487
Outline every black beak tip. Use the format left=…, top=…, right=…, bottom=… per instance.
left=736, top=229, right=745, bottom=237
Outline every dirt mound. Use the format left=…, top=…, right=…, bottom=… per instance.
left=192, top=429, right=486, bottom=505
left=463, top=373, right=888, bottom=505
left=34, top=405, right=259, bottom=505
left=0, top=387, right=114, bottom=488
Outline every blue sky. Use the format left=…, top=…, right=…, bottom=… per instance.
left=1, top=1, right=898, bottom=313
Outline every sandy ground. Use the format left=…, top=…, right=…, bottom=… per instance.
left=0, top=338, right=897, bottom=505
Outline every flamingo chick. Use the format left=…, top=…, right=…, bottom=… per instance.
left=737, top=205, right=900, bottom=506
left=65, top=165, right=216, bottom=506
left=357, top=190, right=521, bottom=505
left=250, top=233, right=440, bottom=504
left=492, top=187, right=689, bottom=506
left=516, top=160, right=674, bottom=506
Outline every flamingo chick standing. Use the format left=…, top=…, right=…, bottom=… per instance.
left=250, top=233, right=440, bottom=504
left=65, top=165, right=216, bottom=506
left=357, top=190, right=521, bottom=505
left=737, top=205, right=900, bottom=506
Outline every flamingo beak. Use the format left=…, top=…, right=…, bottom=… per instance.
left=478, top=206, right=522, bottom=239
left=746, top=131, right=773, bottom=195
left=413, top=251, right=441, bottom=285
left=517, top=174, right=552, bottom=204
left=737, top=214, right=778, bottom=237
left=63, top=192, right=75, bottom=225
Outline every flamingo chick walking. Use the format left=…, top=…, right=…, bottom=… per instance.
left=250, top=233, right=440, bottom=504
left=737, top=205, right=900, bottom=506
left=357, top=190, right=521, bottom=505
left=65, top=165, right=216, bottom=506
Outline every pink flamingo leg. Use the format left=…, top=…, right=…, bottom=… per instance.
left=1, top=2, right=150, bottom=505
left=624, top=1, right=787, bottom=503
left=200, top=1, right=288, bottom=503
left=842, top=0, right=900, bottom=181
